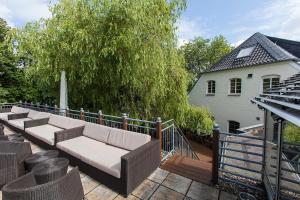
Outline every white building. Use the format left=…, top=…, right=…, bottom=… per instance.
left=189, top=33, right=300, bottom=133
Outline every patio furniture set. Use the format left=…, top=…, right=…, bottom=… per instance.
left=0, top=106, right=160, bottom=197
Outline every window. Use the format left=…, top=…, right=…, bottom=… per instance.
left=263, top=76, right=280, bottom=93
left=207, top=80, right=216, bottom=95
left=230, top=78, right=242, bottom=95
left=236, top=46, right=255, bottom=58
left=228, top=121, right=240, bottom=134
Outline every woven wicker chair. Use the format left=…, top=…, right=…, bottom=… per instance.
left=0, top=141, right=32, bottom=188
left=2, top=167, right=84, bottom=200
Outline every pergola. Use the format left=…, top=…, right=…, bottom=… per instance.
left=252, top=73, right=300, bottom=200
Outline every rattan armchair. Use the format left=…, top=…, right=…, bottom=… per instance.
left=0, top=141, right=32, bottom=188
left=2, top=167, right=84, bottom=200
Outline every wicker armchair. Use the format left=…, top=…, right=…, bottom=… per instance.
left=2, top=168, right=84, bottom=200
left=0, top=141, right=32, bottom=188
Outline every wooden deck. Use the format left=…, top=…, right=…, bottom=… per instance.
left=161, top=154, right=212, bottom=185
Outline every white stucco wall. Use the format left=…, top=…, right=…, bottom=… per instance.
left=189, top=61, right=300, bottom=132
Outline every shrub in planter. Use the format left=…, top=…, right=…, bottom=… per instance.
left=184, top=106, right=214, bottom=135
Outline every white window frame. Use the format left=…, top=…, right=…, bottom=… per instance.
left=229, top=78, right=242, bottom=95
left=262, top=75, right=280, bottom=94
left=207, top=80, right=216, bottom=95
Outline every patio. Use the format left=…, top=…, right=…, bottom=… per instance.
left=0, top=127, right=236, bottom=200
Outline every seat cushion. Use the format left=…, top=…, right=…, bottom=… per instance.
left=107, top=128, right=151, bottom=151
left=57, top=136, right=129, bottom=178
left=0, top=112, right=14, bottom=121
left=27, top=110, right=50, bottom=120
left=57, top=136, right=106, bottom=159
left=26, top=124, right=63, bottom=145
left=49, top=114, right=85, bottom=129
left=11, top=106, right=29, bottom=114
left=83, top=122, right=111, bottom=143
left=8, top=118, right=31, bottom=129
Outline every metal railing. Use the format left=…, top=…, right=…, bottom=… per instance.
left=216, top=128, right=266, bottom=197
left=161, top=120, right=199, bottom=160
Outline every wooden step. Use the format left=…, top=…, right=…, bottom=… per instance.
left=161, top=155, right=212, bottom=184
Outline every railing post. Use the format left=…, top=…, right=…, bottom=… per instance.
left=80, top=108, right=85, bottom=120
left=98, top=110, right=104, bottom=125
left=156, top=117, right=162, bottom=160
left=66, top=106, right=70, bottom=117
left=54, top=105, right=58, bottom=114
left=122, top=113, right=128, bottom=130
left=275, top=119, right=283, bottom=200
left=24, top=101, right=27, bottom=108
left=212, top=124, right=220, bottom=185
left=19, top=100, right=22, bottom=107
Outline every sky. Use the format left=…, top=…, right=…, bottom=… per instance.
left=1, top=0, right=300, bottom=47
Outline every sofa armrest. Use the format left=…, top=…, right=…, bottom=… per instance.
left=7, top=113, right=28, bottom=120
left=0, top=108, right=11, bottom=113
left=55, top=126, right=84, bottom=144
left=24, top=118, right=49, bottom=129
left=121, top=139, right=160, bottom=195
left=0, top=135, right=9, bottom=141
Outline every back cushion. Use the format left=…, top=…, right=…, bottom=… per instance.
left=83, top=122, right=111, bottom=143
left=49, top=114, right=85, bottom=129
left=107, top=128, right=151, bottom=151
left=28, top=110, right=50, bottom=119
left=11, top=106, right=29, bottom=114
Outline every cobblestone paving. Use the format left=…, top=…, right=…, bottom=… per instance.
left=1, top=127, right=237, bottom=200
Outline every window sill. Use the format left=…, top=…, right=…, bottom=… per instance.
left=206, top=93, right=215, bottom=96
left=228, top=94, right=241, bottom=96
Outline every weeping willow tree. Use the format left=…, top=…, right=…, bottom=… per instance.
left=7, top=0, right=213, bottom=131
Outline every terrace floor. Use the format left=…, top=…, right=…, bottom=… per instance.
left=0, top=127, right=237, bottom=200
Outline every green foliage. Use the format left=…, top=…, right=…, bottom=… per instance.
left=284, top=123, right=300, bottom=143
left=185, top=106, right=214, bottom=134
left=9, top=0, right=190, bottom=122
left=0, top=18, right=41, bottom=103
left=180, top=35, right=232, bottom=90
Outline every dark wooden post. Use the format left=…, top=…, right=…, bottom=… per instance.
left=24, top=101, right=27, bottom=108
left=156, top=117, right=162, bottom=160
left=212, top=124, right=220, bottom=185
left=44, top=104, right=48, bottom=112
left=98, top=110, right=104, bottom=125
left=80, top=108, right=85, bottom=120
left=122, top=113, right=128, bottom=130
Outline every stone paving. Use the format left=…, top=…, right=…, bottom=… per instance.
left=1, top=127, right=237, bottom=200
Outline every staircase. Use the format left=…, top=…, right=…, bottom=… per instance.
left=161, top=121, right=213, bottom=184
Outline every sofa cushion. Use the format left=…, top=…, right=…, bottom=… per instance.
left=107, top=128, right=151, bottom=151
left=28, top=110, right=50, bottom=120
left=57, top=136, right=107, bottom=159
left=0, top=112, right=14, bottom=121
left=11, top=106, right=29, bottom=114
left=57, top=136, right=129, bottom=178
left=8, top=118, right=31, bottom=129
left=82, top=144, right=129, bottom=178
left=48, top=114, right=85, bottom=129
left=83, top=122, right=111, bottom=143
left=26, top=124, right=63, bottom=145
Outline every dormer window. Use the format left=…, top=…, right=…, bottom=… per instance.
left=236, top=46, right=255, bottom=58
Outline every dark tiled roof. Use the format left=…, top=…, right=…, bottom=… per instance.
left=208, top=32, right=300, bottom=72
left=267, top=36, right=300, bottom=59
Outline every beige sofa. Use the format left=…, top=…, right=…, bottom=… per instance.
left=56, top=122, right=160, bottom=196
left=8, top=109, right=51, bottom=130
left=24, top=114, right=85, bottom=146
left=0, top=106, right=29, bottom=122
